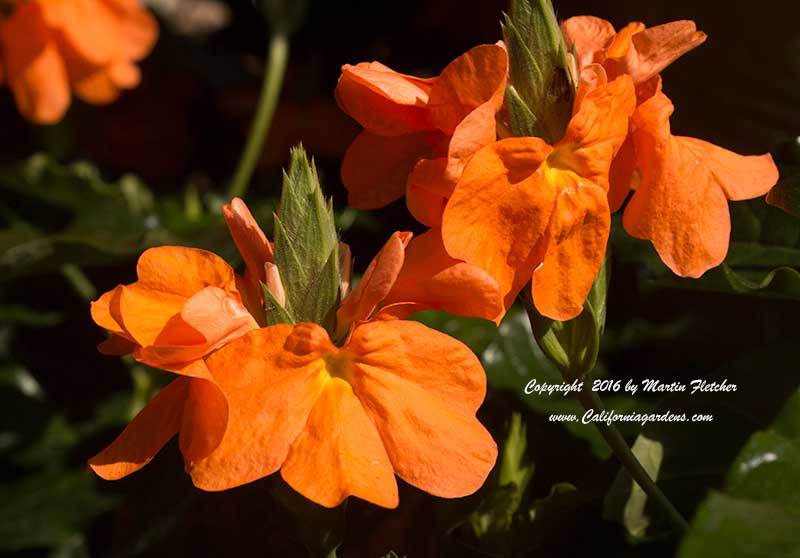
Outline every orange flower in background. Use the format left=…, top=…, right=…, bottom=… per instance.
left=561, top=16, right=779, bottom=277
left=336, top=44, right=508, bottom=226
left=88, top=200, right=267, bottom=480
left=187, top=231, right=498, bottom=508
left=0, top=0, right=158, bottom=124
left=442, top=75, right=636, bottom=321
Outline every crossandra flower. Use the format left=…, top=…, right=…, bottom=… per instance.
left=562, top=16, right=780, bottom=277
left=442, top=74, right=636, bottom=321
left=0, top=0, right=158, bottom=124
left=187, top=228, right=498, bottom=508
left=336, top=43, right=508, bottom=226
left=88, top=200, right=268, bottom=480
left=91, top=196, right=498, bottom=508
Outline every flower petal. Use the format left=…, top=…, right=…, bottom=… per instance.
left=336, top=62, right=435, bottom=135
left=382, top=228, right=504, bottom=323
left=628, top=21, right=707, bottom=83
left=623, top=92, right=731, bottom=277
left=561, top=16, right=617, bottom=70
left=341, top=131, right=432, bottom=210
left=337, top=231, right=412, bottom=330
left=427, top=44, right=508, bottom=135
left=136, top=246, right=238, bottom=297
left=348, top=321, right=496, bottom=498
left=678, top=137, right=779, bottom=201
left=187, top=324, right=331, bottom=491
left=89, top=377, right=189, bottom=480
left=0, top=3, right=70, bottom=124
left=223, top=197, right=274, bottom=283
left=558, top=75, right=636, bottom=191
left=442, top=138, right=556, bottom=308
left=179, top=378, right=228, bottom=462
left=281, top=378, right=398, bottom=509
left=532, top=184, right=611, bottom=320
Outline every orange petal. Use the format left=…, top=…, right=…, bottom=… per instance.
left=627, top=21, right=707, bottom=83
left=335, top=62, right=435, bottom=135
left=281, top=378, right=398, bottom=509
left=337, top=231, right=412, bottom=331
left=532, top=184, right=611, bottom=320
left=116, top=283, right=187, bottom=347
left=427, top=44, right=508, bottom=135
left=382, top=228, right=504, bottom=323
left=91, top=285, right=125, bottom=335
left=558, top=75, right=636, bottom=190
left=179, top=378, right=228, bottom=462
left=561, top=16, right=617, bottom=70
left=405, top=158, right=452, bottom=227
left=0, top=3, right=70, bottom=124
left=446, top=100, right=502, bottom=177
left=136, top=246, right=238, bottom=297
left=623, top=92, right=730, bottom=277
left=442, top=138, right=556, bottom=308
left=677, top=137, right=779, bottom=201
left=608, top=134, right=636, bottom=212
left=348, top=321, right=496, bottom=498
left=89, top=377, right=189, bottom=480
left=134, top=286, right=257, bottom=366
left=605, top=22, right=645, bottom=59
left=341, top=131, right=432, bottom=210
left=187, top=324, right=331, bottom=491
left=102, top=0, right=159, bottom=60
left=223, top=197, right=274, bottom=284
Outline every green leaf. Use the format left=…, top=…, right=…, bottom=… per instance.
left=679, top=390, right=800, bottom=558
left=603, top=434, right=664, bottom=539
left=261, top=282, right=295, bottom=326
left=273, top=146, right=340, bottom=333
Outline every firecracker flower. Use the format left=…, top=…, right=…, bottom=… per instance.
left=90, top=148, right=498, bottom=509
left=0, top=0, right=158, bottom=124
left=441, top=74, right=636, bottom=320
left=336, top=43, right=508, bottom=227
left=562, top=16, right=780, bottom=277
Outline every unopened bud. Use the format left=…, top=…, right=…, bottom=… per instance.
left=338, top=242, right=352, bottom=298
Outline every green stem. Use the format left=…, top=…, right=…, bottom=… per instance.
left=228, top=32, right=289, bottom=200
left=577, top=383, right=690, bottom=536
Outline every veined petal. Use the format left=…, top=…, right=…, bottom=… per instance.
left=337, top=231, right=412, bottom=331
left=623, top=92, right=731, bottom=277
left=188, top=324, right=331, bottom=491
left=427, top=44, right=508, bottom=135
left=628, top=21, right=707, bottom=83
left=561, top=16, right=617, bottom=70
left=336, top=62, right=435, bottom=135
left=382, top=228, right=504, bottom=323
left=89, top=377, right=189, bottom=480
left=136, top=246, right=238, bottom=297
left=442, top=138, right=556, bottom=307
left=348, top=321, right=496, bottom=498
left=532, top=183, right=611, bottom=320
left=341, top=131, right=432, bottom=210
left=282, top=378, right=398, bottom=509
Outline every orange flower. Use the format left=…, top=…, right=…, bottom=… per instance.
left=442, top=75, right=636, bottom=320
left=187, top=231, right=498, bottom=508
left=0, top=0, right=157, bottom=124
left=88, top=200, right=267, bottom=480
left=336, top=44, right=508, bottom=226
left=562, top=17, right=779, bottom=276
